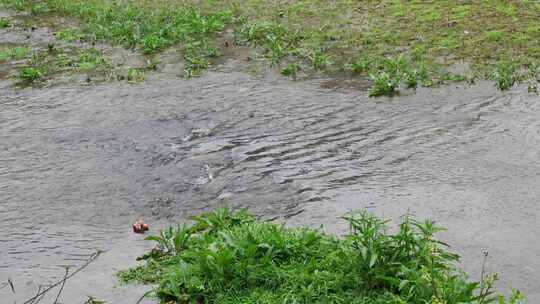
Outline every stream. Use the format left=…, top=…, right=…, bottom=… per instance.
left=1, top=68, right=540, bottom=302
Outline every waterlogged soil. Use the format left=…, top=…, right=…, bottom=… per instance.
left=2, top=11, right=540, bottom=304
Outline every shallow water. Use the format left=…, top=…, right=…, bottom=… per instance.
left=1, top=72, right=539, bottom=302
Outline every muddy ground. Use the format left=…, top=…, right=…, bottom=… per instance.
left=1, top=9, right=540, bottom=304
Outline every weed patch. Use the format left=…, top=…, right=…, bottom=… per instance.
left=10, top=46, right=118, bottom=84
left=0, top=17, right=10, bottom=28
left=1, top=0, right=231, bottom=77
left=0, top=46, right=30, bottom=61
left=1, top=0, right=538, bottom=95
left=492, top=60, right=518, bottom=90
left=119, top=208, right=524, bottom=304
left=18, top=66, right=42, bottom=81
left=55, top=27, right=85, bottom=42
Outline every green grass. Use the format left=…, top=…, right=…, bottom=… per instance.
left=55, top=27, right=86, bottom=42
left=119, top=208, right=524, bottom=304
left=0, top=46, right=30, bottom=61
left=0, top=17, right=10, bottom=28
left=0, top=0, right=231, bottom=78
left=76, top=48, right=110, bottom=70
left=492, top=60, right=518, bottom=91
left=18, top=66, right=42, bottom=81
left=7, top=45, right=116, bottom=83
left=1, top=0, right=539, bottom=95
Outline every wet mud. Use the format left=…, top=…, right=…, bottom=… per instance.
left=2, top=9, right=540, bottom=304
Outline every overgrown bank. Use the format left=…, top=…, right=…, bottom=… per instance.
left=1, top=0, right=539, bottom=95
left=119, top=208, right=524, bottom=304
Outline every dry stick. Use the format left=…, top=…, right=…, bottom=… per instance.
left=27, top=286, right=41, bottom=304
left=135, top=290, right=153, bottom=304
left=33, top=287, right=47, bottom=304
left=23, top=251, right=102, bottom=304
left=8, top=278, right=15, bottom=293
left=53, top=267, right=70, bottom=304
left=479, top=251, right=489, bottom=291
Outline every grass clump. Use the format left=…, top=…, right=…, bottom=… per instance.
left=364, top=56, right=430, bottom=97
left=281, top=63, right=300, bottom=79
left=9, top=46, right=117, bottom=84
left=76, top=48, right=110, bottom=70
left=492, top=60, right=518, bottom=90
left=119, top=208, right=523, bottom=304
left=55, top=27, right=86, bottom=42
left=126, top=68, right=145, bottom=82
left=18, top=66, right=42, bottom=81
left=0, top=46, right=30, bottom=61
left=0, top=17, right=10, bottom=28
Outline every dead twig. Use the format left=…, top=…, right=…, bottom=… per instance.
left=136, top=290, right=153, bottom=304
left=9, top=278, right=16, bottom=294
left=27, top=285, right=41, bottom=304
left=53, top=267, right=70, bottom=304
left=480, top=251, right=489, bottom=290
left=23, top=251, right=102, bottom=304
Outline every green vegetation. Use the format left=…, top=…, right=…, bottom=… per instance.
left=0, top=41, right=150, bottom=85
left=55, top=27, right=86, bottom=42
left=0, top=0, right=231, bottom=79
left=15, top=46, right=111, bottom=82
left=18, top=66, right=42, bottom=81
left=76, top=48, right=110, bottom=70
left=114, top=67, right=145, bottom=82
left=281, top=63, right=300, bottom=79
left=492, top=60, right=518, bottom=91
left=1, top=0, right=539, bottom=95
left=0, top=17, right=10, bottom=28
left=0, top=44, right=142, bottom=84
left=119, top=208, right=524, bottom=304
left=0, top=46, right=30, bottom=61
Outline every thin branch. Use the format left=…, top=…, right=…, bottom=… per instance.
left=23, top=251, right=102, bottom=304
left=136, top=290, right=153, bottom=304
left=53, top=267, right=70, bottom=304
left=8, top=278, right=15, bottom=293
left=27, top=285, right=41, bottom=304
left=480, top=251, right=489, bottom=291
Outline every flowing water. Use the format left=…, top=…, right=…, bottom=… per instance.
left=1, top=12, right=540, bottom=303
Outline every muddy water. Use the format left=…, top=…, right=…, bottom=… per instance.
left=1, top=69, right=540, bottom=302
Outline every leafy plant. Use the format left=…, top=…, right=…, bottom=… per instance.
left=0, top=17, right=10, bottom=28
left=126, top=68, right=145, bottom=82
left=0, top=46, right=29, bottom=61
left=77, top=48, right=109, bottom=70
left=145, top=224, right=192, bottom=256
left=18, top=67, right=42, bottom=81
left=281, top=63, right=300, bottom=78
left=369, top=71, right=399, bottom=96
left=119, top=208, right=522, bottom=304
left=55, top=27, right=85, bottom=42
left=183, top=54, right=210, bottom=78
left=309, top=51, right=332, bottom=71
left=492, top=60, right=517, bottom=90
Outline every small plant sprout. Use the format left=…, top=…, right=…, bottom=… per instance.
left=281, top=63, right=299, bottom=79
left=126, top=68, right=145, bottom=82
left=0, top=17, right=11, bottom=28
left=18, top=67, right=42, bottom=82
left=492, top=60, right=517, bottom=90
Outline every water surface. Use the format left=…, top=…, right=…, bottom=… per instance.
left=1, top=70, right=539, bottom=302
